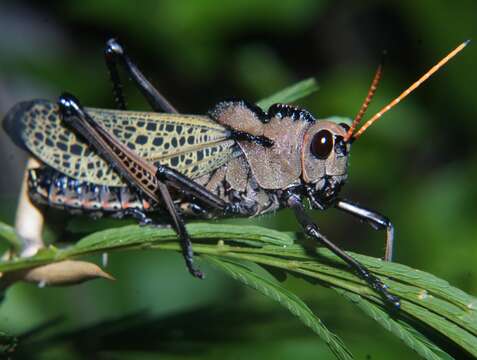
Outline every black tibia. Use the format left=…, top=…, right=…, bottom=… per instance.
left=58, top=93, right=150, bottom=198
left=335, top=199, right=394, bottom=262
left=104, top=38, right=178, bottom=113
left=58, top=93, right=204, bottom=278
left=157, top=181, right=203, bottom=278
left=286, top=194, right=400, bottom=309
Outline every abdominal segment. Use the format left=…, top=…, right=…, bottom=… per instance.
left=27, top=166, right=157, bottom=218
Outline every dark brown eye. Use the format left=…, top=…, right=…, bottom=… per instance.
left=310, top=130, right=333, bottom=159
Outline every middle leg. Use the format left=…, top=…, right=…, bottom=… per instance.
left=287, top=193, right=400, bottom=309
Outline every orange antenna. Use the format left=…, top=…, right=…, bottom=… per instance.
left=344, top=62, right=383, bottom=142
left=352, top=40, right=469, bottom=140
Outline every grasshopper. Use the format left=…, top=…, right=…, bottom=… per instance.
left=3, top=39, right=468, bottom=308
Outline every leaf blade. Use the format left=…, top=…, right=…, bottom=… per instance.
left=337, top=290, right=454, bottom=360
left=204, top=255, right=353, bottom=360
left=1, top=223, right=476, bottom=358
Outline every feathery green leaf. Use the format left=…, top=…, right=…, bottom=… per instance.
left=1, top=222, right=476, bottom=359
left=205, top=256, right=353, bottom=360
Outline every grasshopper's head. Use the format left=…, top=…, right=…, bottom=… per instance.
left=301, top=120, right=350, bottom=207
left=301, top=40, right=468, bottom=208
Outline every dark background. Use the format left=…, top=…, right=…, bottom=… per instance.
left=0, top=1, right=475, bottom=359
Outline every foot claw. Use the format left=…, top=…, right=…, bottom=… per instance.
left=365, top=273, right=401, bottom=309
left=192, top=269, right=205, bottom=279
left=185, top=258, right=204, bottom=279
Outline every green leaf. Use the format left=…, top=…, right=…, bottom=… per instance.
left=205, top=256, right=353, bottom=360
left=71, top=223, right=295, bottom=253
left=337, top=290, right=454, bottom=360
left=0, top=221, right=21, bottom=250
left=256, top=77, right=319, bottom=110
left=1, top=223, right=476, bottom=359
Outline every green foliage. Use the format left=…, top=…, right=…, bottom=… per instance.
left=205, top=257, right=353, bottom=360
left=1, top=221, right=476, bottom=359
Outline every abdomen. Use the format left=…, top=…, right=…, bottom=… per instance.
left=28, top=166, right=157, bottom=217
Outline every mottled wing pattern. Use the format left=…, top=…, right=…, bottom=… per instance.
left=4, top=100, right=241, bottom=186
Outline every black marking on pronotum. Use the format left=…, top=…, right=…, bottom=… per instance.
left=268, top=103, right=316, bottom=123
left=209, top=99, right=269, bottom=123
left=227, top=129, right=274, bottom=147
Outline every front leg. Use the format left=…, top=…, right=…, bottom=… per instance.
left=286, top=193, right=400, bottom=309
left=335, top=198, right=394, bottom=261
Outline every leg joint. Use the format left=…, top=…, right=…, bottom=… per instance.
left=370, top=214, right=392, bottom=231
left=58, top=93, right=82, bottom=120
left=105, top=38, right=124, bottom=58
left=304, top=223, right=319, bottom=237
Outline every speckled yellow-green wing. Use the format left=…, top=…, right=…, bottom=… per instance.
left=3, top=100, right=240, bottom=186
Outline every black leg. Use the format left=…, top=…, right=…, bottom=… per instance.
left=287, top=194, right=400, bottom=309
left=118, top=202, right=200, bottom=276
left=104, top=38, right=178, bottom=113
left=105, top=41, right=127, bottom=111
left=335, top=198, right=394, bottom=261
left=155, top=165, right=242, bottom=216
left=157, top=181, right=203, bottom=278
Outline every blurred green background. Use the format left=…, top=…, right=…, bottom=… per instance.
left=0, top=1, right=476, bottom=359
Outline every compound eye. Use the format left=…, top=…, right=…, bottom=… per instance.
left=310, top=130, right=333, bottom=159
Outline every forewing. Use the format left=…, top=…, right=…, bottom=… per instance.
left=4, top=100, right=240, bottom=186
